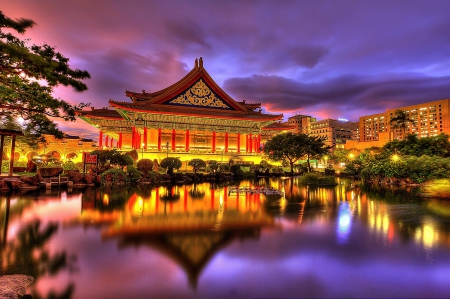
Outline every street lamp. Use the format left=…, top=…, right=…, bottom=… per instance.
left=220, top=146, right=224, bottom=163
left=323, top=155, right=328, bottom=167
left=141, top=142, right=145, bottom=160
left=166, top=141, right=170, bottom=157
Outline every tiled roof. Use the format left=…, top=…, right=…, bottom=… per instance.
left=78, top=108, right=123, bottom=119
left=109, top=57, right=283, bottom=122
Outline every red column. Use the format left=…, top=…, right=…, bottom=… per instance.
left=212, top=131, right=216, bottom=153
left=105, top=135, right=109, bottom=148
left=185, top=130, right=190, bottom=152
left=237, top=133, right=240, bottom=153
left=131, top=127, right=135, bottom=149
left=257, top=134, right=261, bottom=153
left=99, top=131, right=103, bottom=148
left=110, top=138, right=113, bottom=148
left=158, top=128, right=162, bottom=151
left=249, top=133, right=253, bottom=153
left=246, top=134, right=249, bottom=153
left=172, top=129, right=176, bottom=150
left=118, top=132, right=123, bottom=148
left=143, top=127, right=148, bottom=149
left=225, top=132, right=229, bottom=153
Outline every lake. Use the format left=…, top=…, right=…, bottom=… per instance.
left=2, top=177, right=450, bottom=298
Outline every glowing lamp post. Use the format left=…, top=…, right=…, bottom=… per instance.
left=166, top=142, right=170, bottom=157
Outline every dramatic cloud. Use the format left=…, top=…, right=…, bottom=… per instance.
left=3, top=0, right=450, bottom=134
left=224, top=73, right=450, bottom=120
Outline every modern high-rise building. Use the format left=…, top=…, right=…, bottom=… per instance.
left=286, top=114, right=316, bottom=134
left=310, top=119, right=358, bottom=149
left=359, top=99, right=450, bottom=142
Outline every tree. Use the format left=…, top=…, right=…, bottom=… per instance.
left=389, top=109, right=415, bottom=140
left=188, top=158, right=206, bottom=174
left=137, top=158, right=153, bottom=173
left=160, top=157, right=182, bottom=175
left=263, top=133, right=331, bottom=173
left=303, top=135, right=332, bottom=172
left=0, top=11, right=90, bottom=138
left=90, top=149, right=133, bottom=169
left=263, top=133, right=307, bottom=173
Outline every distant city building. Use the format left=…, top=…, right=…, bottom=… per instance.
left=359, top=99, right=450, bottom=142
left=310, top=119, right=358, bottom=149
left=346, top=98, right=450, bottom=151
left=286, top=114, right=316, bottom=134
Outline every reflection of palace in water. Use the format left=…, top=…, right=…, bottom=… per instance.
left=75, top=179, right=450, bottom=286
left=79, top=184, right=275, bottom=287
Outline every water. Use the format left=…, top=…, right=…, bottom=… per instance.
left=2, top=177, right=450, bottom=298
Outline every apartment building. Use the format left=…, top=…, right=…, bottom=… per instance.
left=286, top=114, right=316, bottom=134
left=310, top=119, right=358, bottom=149
left=359, top=99, right=450, bottom=142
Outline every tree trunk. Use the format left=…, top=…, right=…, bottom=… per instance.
left=306, top=156, right=312, bottom=172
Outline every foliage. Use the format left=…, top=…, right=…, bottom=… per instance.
left=383, top=133, right=450, bottom=157
left=359, top=155, right=450, bottom=184
left=100, top=168, right=127, bottom=185
left=230, top=164, right=242, bottom=175
left=263, top=132, right=331, bottom=173
left=61, top=161, right=79, bottom=171
left=328, top=149, right=350, bottom=165
left=126, top=165, right=142, bottom=184
left=137, top=159, right=153, bottom=173
left=242, top=171, right=256, bottom=178
left=389, top=109, right=415, bottom=139
left=1, top=160, right=27, bottom=172
left=90, top=149, right=133, bottom=169
left=0, top=117, right=42, bottom=148
left=208, top=162, right=219, bottom=172
left=75, top=162, right=84, bottom=172
left=219, top=164, right=230, bottom=172
left=0, top=11, right=90, bottom=137
left=188, top=158, right=206, bottom=174
left=125, top=149, right=138, bottom=162
left=160, top=157, right=182, bottom=175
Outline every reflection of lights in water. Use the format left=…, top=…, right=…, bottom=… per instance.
left=214, top=194, right=224, bottom=230
left=132, top=196, right=144, bottom=217
left=103, top=194, right=109, bottom=206
left=415, top=222, right=438, bottom=249
left=337, top=202, right=352, bottom=243
left=280, top=197, right=286, bottom=214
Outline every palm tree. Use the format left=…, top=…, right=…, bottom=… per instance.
left=389, top=109, right=415, bottom=140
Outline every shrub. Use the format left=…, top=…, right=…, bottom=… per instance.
left=126, top=165, right=142, bottom=184
left=208, top=163, right=219, bottom=172
left=299, top=173, right=336, bottom=185
left=188, top=158, right=206, bottom=174
left=230, top=164, right=241, bottom=175
left=242, top=171, right=255, bottom=178
left=219, top=164, right=230, bottom=172
left=100, top=168, right=127, bottom=185
left=137, top=159, right=153, bottom=173
left=62, top=161, right=79, bottom=171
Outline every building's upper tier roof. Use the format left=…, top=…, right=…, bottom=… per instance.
left=108, top=57, right=283, bottom=122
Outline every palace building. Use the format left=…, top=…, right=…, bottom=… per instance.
left=78, top=58, right=290, bottom=165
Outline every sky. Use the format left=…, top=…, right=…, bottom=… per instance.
left=3, top=0, right=450, bottom=140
